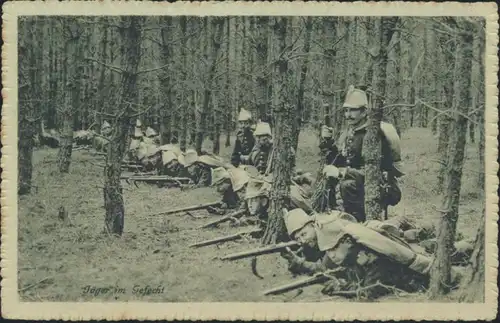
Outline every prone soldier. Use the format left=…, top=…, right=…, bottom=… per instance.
left=231, top=108, right=256, bottom=167
left=183, top=149, right=224, bottom=188
left=211, top=166, right=250, bottom=211
left=321, top=85, right=404, bottom=222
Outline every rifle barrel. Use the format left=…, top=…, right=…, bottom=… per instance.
left=198, top=209, right=246, bottom=229
left=149, top=201, right=221, bottom=216
left=262, top=268, right=343, bottom=296
left=220, top=240, right=300, bottom=261
left=189, top=228, right=262, bottom=248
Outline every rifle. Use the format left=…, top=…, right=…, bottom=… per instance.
left=263, top=267, right=344, bottom=296
left=148, top=201, right=222, bottom=217
left=189, top=228, right=262, bottom=248
left=198, top=209, right=247, bottom=229
left=220, top=240, right=300, bottom=261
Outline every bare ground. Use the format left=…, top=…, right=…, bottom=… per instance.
left=17, top=128, right=483, bottom=302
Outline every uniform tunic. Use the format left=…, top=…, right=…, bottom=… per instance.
left=322, top=123, right=402, bottom=221
left=248, top=143, right=273, bottom=175
left=231, top=128, right=256, bottom=167
left=187, top=164, right=212, bottom=187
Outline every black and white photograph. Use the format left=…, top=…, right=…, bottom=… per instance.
left=1, top=1, right=498, bottom=321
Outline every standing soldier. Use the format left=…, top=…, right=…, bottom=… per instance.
left=231, top=108, right=256, bottom=167
left=322, top=85, right=404, bottom=222
left=241, top=121, right=273, bottom=175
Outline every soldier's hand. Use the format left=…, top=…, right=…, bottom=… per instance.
left=321, top=277, right=343, bottom=295
left=281, top=247, right=304, bottom=266
left=321, top=125, right=333, bottom=139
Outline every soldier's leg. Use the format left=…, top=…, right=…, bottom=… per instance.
left=339, top=178, right=365, bottom=222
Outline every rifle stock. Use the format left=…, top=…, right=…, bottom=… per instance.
left=263, top=268, right=344, bottom=296
left=198, top=209, right=247, bottom=229
left=189, top=228, right=262, bottom=248
left=220, top=240, right=300, bottom=261
left=149, top=201, right=221, bottom=216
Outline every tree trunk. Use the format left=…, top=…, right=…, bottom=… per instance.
left=262, top=17, right=293, bottom=245
left=58, top=21, right=82, bottom=173
left=311, top=105, right=332, bottom=212
left=429, top=20, right=472, bottom=298
left=363, top=17, right=397, bottom=221
left=18, top=18, right=36, bottom=195
left=103, top=17, right=143, bottom=236
left=159, top=17, right=173, bottom=145
left=255, top=17, right=270, bottom=123
left=293, top=17, right=313, bottom=153
left=458, top=207, right=485, bottom=302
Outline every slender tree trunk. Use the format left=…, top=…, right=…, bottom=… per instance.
left=103, top=17, right=143, bottom=236
left=293, top=17, right=313, bottom=153
left=364, top=17, right=397, bottom=221
left=159, top=17, right=173, bottom=145
left=262, top=17, right=293, bottom=245
left=458, top=207, right=485, bottom=302
left=58, top=22, right=82, bottom=173
left=255, top=17, right=270, bottom=123
left=429, top=21, right=472, bottom=298
left=18, top=17, right=37, bottom=195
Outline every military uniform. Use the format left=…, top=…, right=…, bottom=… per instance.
left=322, top=87, right=404, bottom=222
left=314, top=219, right=467, bottom=299
left=231, top=128, right=256, bottom=167
left=241, top=122, right=273, bottom=175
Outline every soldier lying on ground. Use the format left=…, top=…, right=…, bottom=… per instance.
left=137, top=141, right=162, bottom=172
left=321, top=85, right=404, bottom=222
left=243, top=176, right=314, bottom=227
left=184, top=149, right=226, bottom=188
left=313, top=218, right=465, bottom=299
left=281, top=208, right=359, bottom=275
left=211, top=166, right=250, bottom=211
left=231, top=108, right=256, bottom=167
left=160, top=150, right=185, bottom=177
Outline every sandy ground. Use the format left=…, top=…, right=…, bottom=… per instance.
left=17, top=127, right=483, bottom=302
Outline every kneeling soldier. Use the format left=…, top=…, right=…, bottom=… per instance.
left=231, top=108, right=256, bottom=167
left=322, top=85, right=404, bottom=222
left=241, top=122, right=273, bottom=175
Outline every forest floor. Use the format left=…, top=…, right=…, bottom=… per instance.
left=17, top=127, right=483, bottom=302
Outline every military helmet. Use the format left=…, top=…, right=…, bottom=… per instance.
left=238, top=108, right=252, bottom=122
left=145, top=127, right=157, bottom=138
left=158, top=144, right=182, bottom=157
left=211, top=167, right=230, bottom=186
left=136, top=142, right=149, bottom=160
left=245, top=178, right=271, bottom=199
left=145, top=144, right=160, bottom=157
left=284, top=208, right=314, bottom=237
left=316, top=219, right=352, bottom=252
left=254, top=122, right=272, bottom=137
left=136, top=119, right=142, bottom=127
left=343, top=85, right=368, bottom=109
left=162, top=150, right=178, bottom=166
left=198, top=155, right=224, bottom=168
left=183, top=149, right=199, bottom=167
left=133, top=127, right=143, bottom=138
left=228, top=167, right=250, bottom=192
left=101, top=121, right=111, bottom=131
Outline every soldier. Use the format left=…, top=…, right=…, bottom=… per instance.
left=138, top=143, right=162, bottom=172
left=322, top=85, right=404, bottom=222
left=241, top=122, right=273, bottom=175
left=101, top=121, right=112, bottom=137
left=184, top=149, right=223, bottom=188
left=231, top=108, right=256, bottom=167
left=160, top=150, right=185, bottom=178
left=211, top=166, right=250, bottom=212
left=313, top=219, right=454, bottom=299
left=281, top=208, right=358, bottom=275
left=144, top=127, right=159, bottom=145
